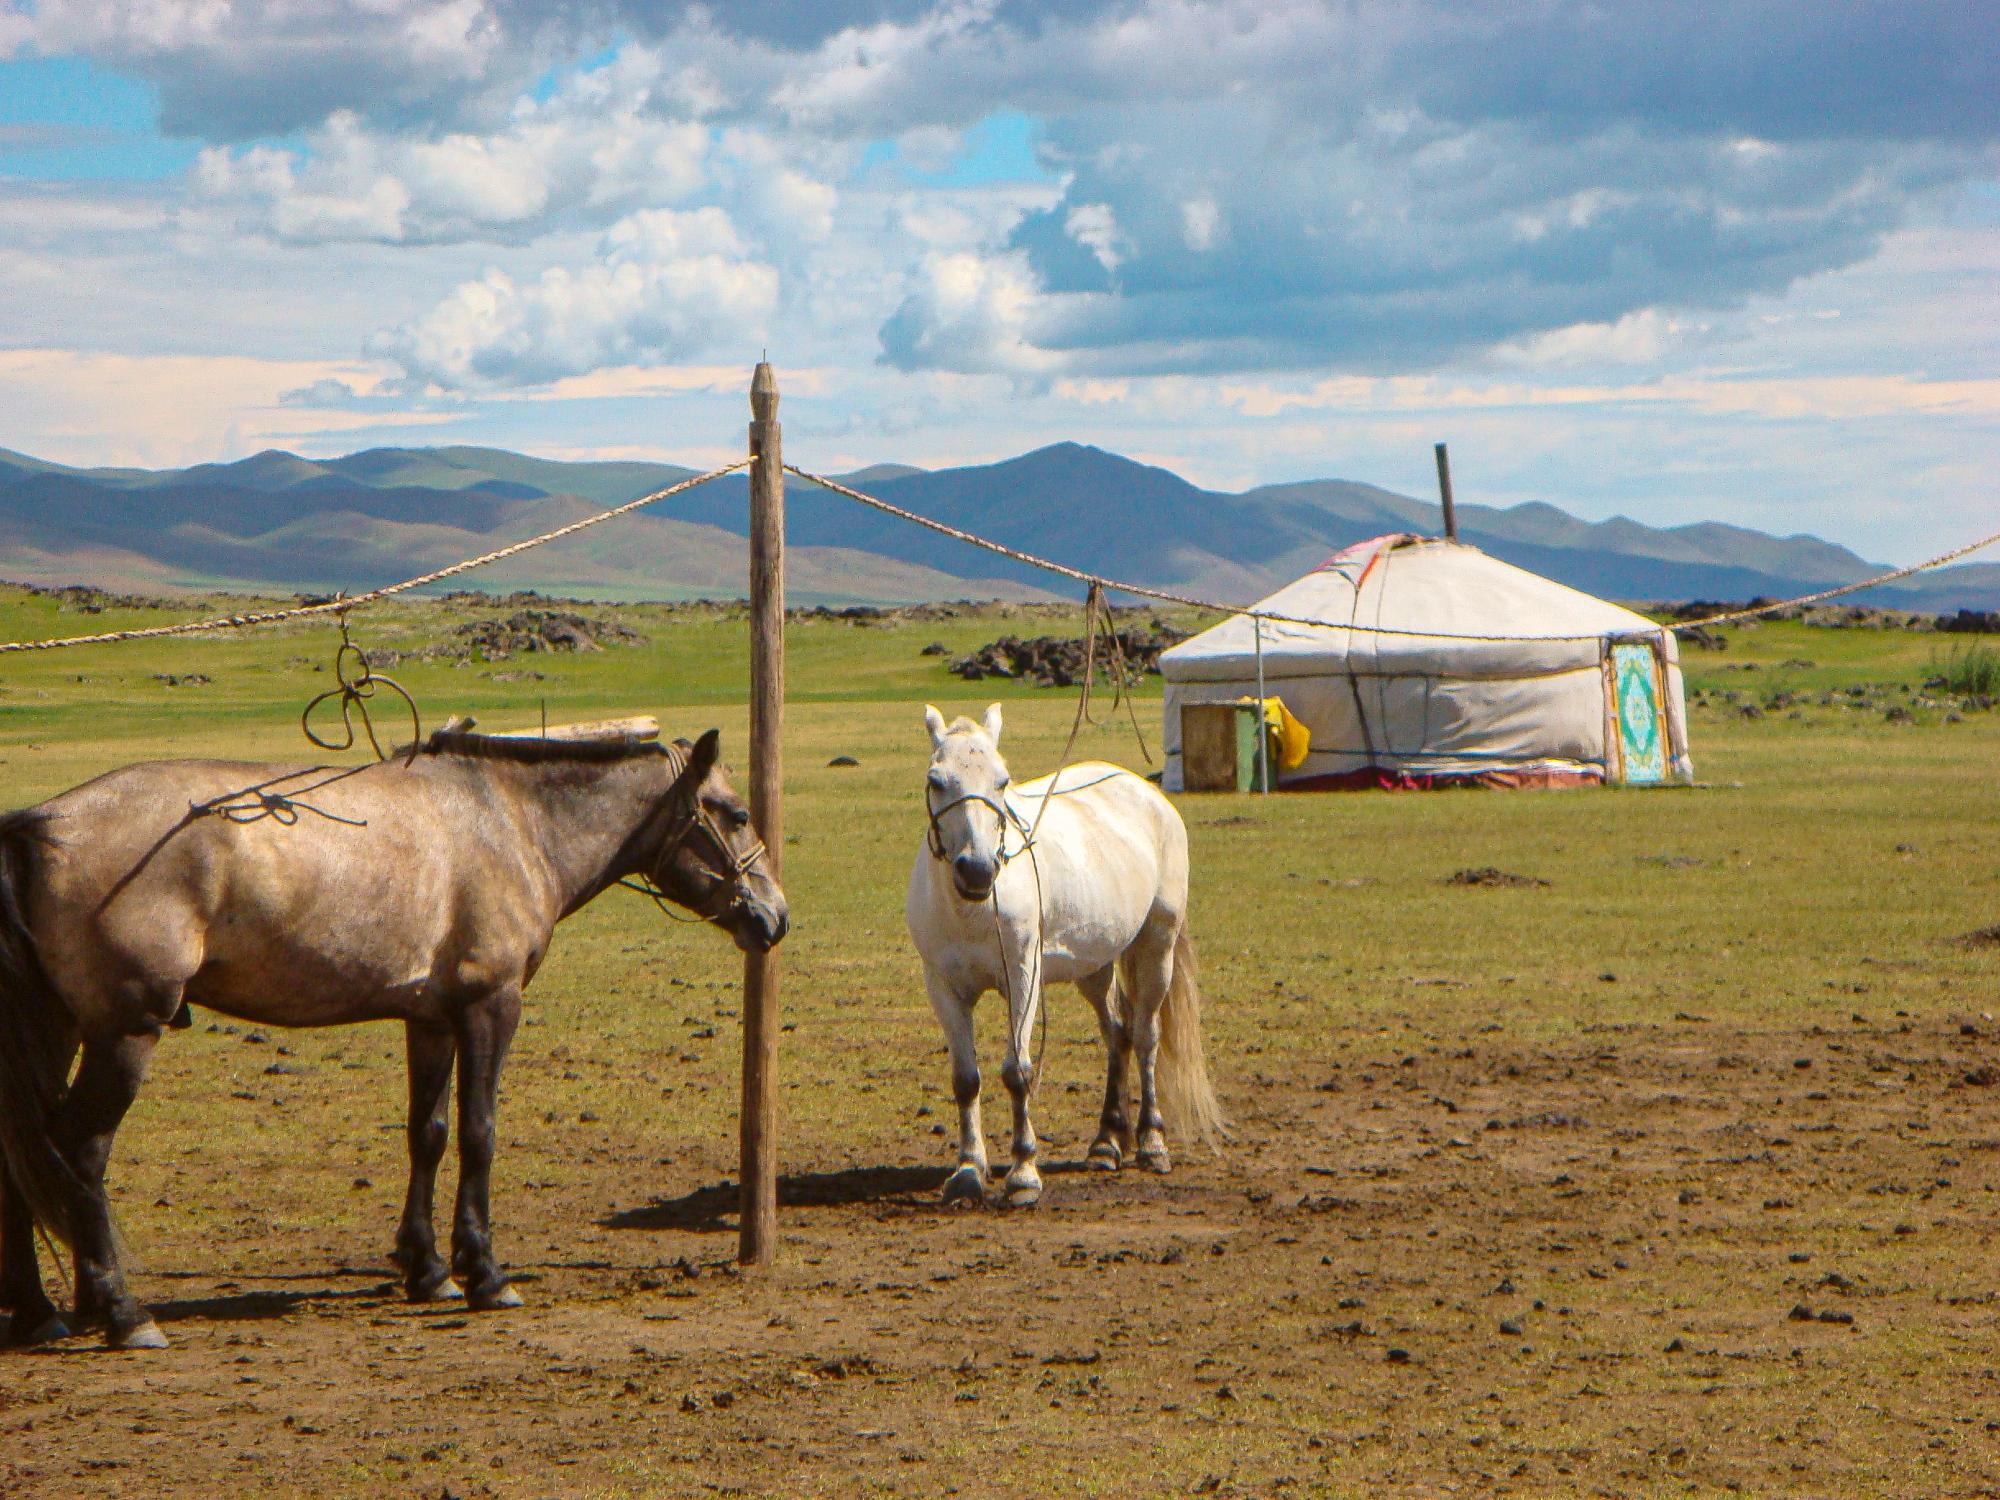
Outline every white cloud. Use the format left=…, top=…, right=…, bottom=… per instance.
left=1491, top=310, right=1683, bottom=368
left=29, top=0, right=521, bottom=137
left=1063, top=201, right=1124, bottom=273
left=1180, top=196, right=1219, bottom=252
left=370, top=207, right=777, bottom=389
left=192, top=73, right=713, bottom=245
left=0, top=5, right=31, bottom=58
left=876, top=249, right=1062, bottom=376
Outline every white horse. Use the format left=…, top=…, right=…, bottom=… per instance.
left=905, top=703, right=1224, bottom=1207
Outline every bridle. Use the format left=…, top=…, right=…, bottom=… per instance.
left=924, top=784, right=1033, bottom=867
left=621, top=749, right=768, bottom=924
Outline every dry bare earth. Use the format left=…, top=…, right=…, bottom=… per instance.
left=0, top=596, right=1998, bottom=1496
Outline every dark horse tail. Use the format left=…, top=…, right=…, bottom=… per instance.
left=0, top=809, right=79, bottom=1246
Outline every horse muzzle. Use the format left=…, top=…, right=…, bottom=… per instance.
left=731, top=897, right=790, bottom=954
left=950, top=853, right=997, bottom=903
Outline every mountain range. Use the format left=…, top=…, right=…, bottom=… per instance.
left=1, top=441, right=1993, bottom=613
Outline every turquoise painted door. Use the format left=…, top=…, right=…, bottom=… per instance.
left=1611, top=641, right=1667, bottom=784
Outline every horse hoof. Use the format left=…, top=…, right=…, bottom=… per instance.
left=405, top=1269, right=461, bottom=1304
left=940, top=1166, right=987, bottom=1206
left=4, top=1311, right=70, bottom=1347
left=466, top=1282, right=523, bottom=1312
left=1004, top=1182, right=1043, bottom=1208
left=109, top=1319, right=169, bottom=1351
left=1085, top=1142, right=1122, bottom=1172
left=1137, top=1147, right=1172, bottom=1174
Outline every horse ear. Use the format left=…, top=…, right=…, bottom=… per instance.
left=688, top=727, right=721, bottom=779
left=982, top=702, right=1003, bottom=744
left=924, top=704, right=947, bottom=749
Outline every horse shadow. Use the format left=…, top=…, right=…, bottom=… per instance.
left=149, top=1287, right=368, bottom=1324
left=603, top=1164, right=952, bottom=1233
left=1, top=1277, right=389, bottom=1346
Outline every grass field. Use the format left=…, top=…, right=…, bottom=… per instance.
left=2, top=584, right=2000, bottom=1497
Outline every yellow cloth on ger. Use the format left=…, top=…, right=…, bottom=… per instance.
left=1246, top=695, right=1311, bottom=773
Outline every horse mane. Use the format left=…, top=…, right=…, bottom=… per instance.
left=0, top=808, right=57, bottom=845
left=420, top=728, right=684, bottom=767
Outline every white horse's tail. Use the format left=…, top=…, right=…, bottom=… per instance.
left=1158, top=927, right=1227, bottom=1144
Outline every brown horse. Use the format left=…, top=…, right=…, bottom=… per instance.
left=0, top=724, right=786, bottom=1349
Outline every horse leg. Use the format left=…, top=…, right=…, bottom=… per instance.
left=999, top=953, right=1044, bottom=1208
left=1, top=1163, right=66, bottom=1346
left=1126, top=927, right=1176, bottom=1174
left=58, top=1030, right=166, bottom=1348
left=391, top=1021, right=457, bottom=1302
left=1078, top=965, right=1131, bottom=1172
left=449, top=985, right=522, bottom=1311
left=924, top=969, right=988, bottom=1204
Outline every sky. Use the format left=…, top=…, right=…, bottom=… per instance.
left=0, top=0, right=1995, bottom=563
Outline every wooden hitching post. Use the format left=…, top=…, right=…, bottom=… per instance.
left=741, top=361, right=784, bottom=1266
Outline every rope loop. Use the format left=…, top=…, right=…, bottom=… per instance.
left=300, top=609, right=423, bottom=764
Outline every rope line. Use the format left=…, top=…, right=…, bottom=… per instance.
left=789, top=464, right=2000, bottom=642
left=0, top=460, right=749, bottom=654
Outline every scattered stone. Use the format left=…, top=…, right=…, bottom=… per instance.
left=1498, top=1319, right=1523, bottom=1336
left=1445, top=867, right=1549, bottom=889
left=827, top=755, right=860, bottom=767
left=919, top=642, right=948, bottom=656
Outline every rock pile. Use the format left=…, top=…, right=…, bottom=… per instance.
left=364, top=610, right=644, bottom=666
left=946, top=623, right=1187, bottom=687
left=455, top=610, right=643, bottom=657
left=1935, top=609, right=2000, bottom=634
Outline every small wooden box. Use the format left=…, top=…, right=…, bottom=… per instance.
left=1180, top=701, right=1270, bottom=792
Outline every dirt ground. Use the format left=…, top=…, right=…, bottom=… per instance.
left=5, top=1008, right=1999, bottom=1498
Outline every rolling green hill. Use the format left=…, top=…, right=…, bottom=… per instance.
left=1, top=441, right=1992, bottom=610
